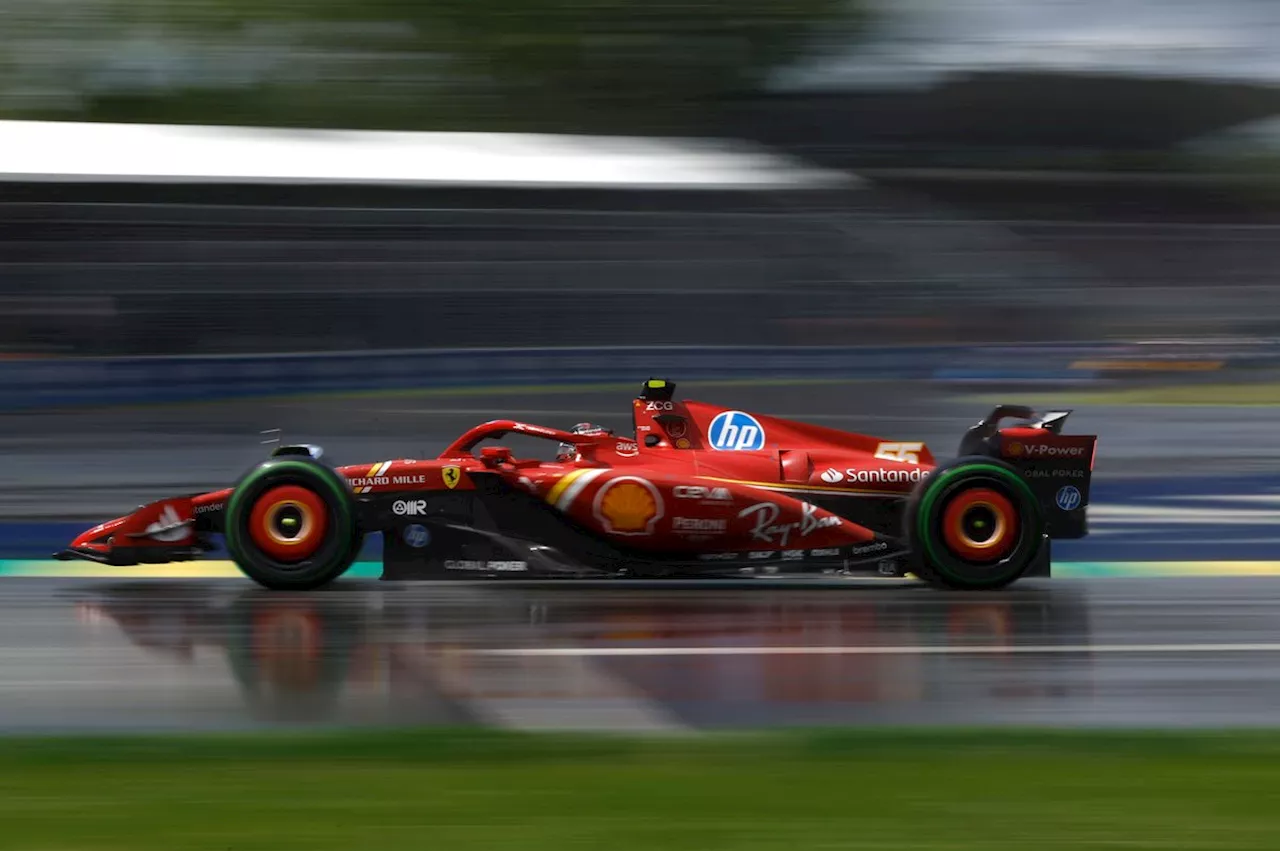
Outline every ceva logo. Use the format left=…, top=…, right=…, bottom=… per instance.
left=708, top=411, right=766, bottom=451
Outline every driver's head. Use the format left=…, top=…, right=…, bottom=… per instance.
left=556, top=422, right=613, bottom=462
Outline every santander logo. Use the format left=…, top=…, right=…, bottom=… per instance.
left=818, top=466, right=930, bottom=485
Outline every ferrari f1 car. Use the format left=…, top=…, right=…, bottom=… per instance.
left=55, top=379, right=1098, bottom=591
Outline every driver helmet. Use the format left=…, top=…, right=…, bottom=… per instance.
left=556, top=422, right=613, bottom=462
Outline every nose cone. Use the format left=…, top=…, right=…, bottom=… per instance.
left=54, top=516, right=127, bottom=562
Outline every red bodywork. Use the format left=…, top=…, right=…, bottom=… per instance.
left=62, top=389, right=1096, bottom=567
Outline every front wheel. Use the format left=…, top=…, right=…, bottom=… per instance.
left=224, top=457, right=362, bottom=590
left=905, top=457, right=1043, bottom=590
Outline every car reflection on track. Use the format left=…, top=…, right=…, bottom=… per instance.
left=68, top=583, right=1093, bottom=728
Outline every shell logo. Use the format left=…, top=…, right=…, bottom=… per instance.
left=1006, top=442, right=1024, bottom=457
left=593, top=476, right=664, bottom=536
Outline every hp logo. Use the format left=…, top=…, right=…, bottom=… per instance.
left=707, top=411, right=766, bottom=452
left=1055, top=486, right=1082, bottom=511
left=403, top=523, right=430, bottom=548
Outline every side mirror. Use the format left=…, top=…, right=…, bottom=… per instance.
left=480, top=446, right=513, bottom=466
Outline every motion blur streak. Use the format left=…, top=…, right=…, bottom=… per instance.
left=3, top=0, right=1280, bottom=737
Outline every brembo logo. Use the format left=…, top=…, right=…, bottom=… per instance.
left=821, top=468, right=930, bottom=484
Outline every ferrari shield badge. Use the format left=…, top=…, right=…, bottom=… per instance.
left=442, top=465, right=461, bottom=489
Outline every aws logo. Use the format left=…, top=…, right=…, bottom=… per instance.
left=707, top=411, right=765, bottom=451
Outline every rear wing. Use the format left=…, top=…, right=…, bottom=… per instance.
left=958, top=405, right=1097, bottom=540
left=958, top=405, right=1074, bottom=455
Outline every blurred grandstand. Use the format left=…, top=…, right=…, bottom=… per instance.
left=0, top=0, right=1278, bottom=361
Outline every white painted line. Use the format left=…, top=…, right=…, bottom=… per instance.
left=470, top=643, right=1280, bottom=658
left=1155, top=494, right=1280, bottom=505
left=1089, top=504, right=1280, bottom=525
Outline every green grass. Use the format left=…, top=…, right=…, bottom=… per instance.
left=4, top=728, right=1280, bottom=850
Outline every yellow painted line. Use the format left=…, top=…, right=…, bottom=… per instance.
left=6, top=562, right=244, bottom=578
left=0, top=560, right=384, bottom=579
left=1058, top=561, right=1280, bottom=577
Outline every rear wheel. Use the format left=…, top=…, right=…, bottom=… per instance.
left=224, top=458, right=362, bottom=590
left=905, top=457, right=1043, bottom=590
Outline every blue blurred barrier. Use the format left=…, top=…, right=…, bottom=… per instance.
left=0, top=523, right=90, bottom=557
left=0, top=521, right=386, bottom=560
left=0, top=344, right=1116, bottom=411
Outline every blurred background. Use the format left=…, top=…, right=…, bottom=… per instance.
left=1, top=0, right=1280, bottom=741
left=2, top=0, right=1280, bottom=359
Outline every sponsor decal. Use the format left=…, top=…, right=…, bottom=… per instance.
left=878, top=562, right=898, bottom=576
left=666, top=419, right=688, bottom=439
left=873, top=442, right=924, bottom=464
left=1023, top=469, right=1086, bottom=479
left=1006, top=441, right=1024, bottom=457
left=350, top=461, right=394, bottom=493
left=194, top=503, right=221, bottom=515
left=749, top=551, right=772, bottom=560
left=444, top=560, right=527, bottom=572
left=348, top=477, right=389, bottom=489
left=675, top=438, right=691, bottom=449
left=823, top=467, right=930, bottom=484
left=1055, top=485, right=1082, bottom=511
left=673, top=485, right=733, bottom=503
left=593, top=476, right=664, bottom=536
left=393, top=499, right=429, bottom=516
left=1025, top=444, right=1087, bottom=459
left=738, top=501, right=841, bottom=547
left=441, top=465, right=461, bottom=489
left=698, top=552, right=738, bottom=561
left=782, top=549, right=804, bottom=561
left=708, top=411, right=765, bottom=452
left=616, top=440, right=639, bottom=457
left=645, top=401, right=675, bottom=412
left=144, top=504, right=189, bottom=543
left=850, top=541, right=890, bottom=556
left=393, top=475, right=427, bottom=486
left=403, top=524, right=430, bottom=548
left=512, top=423, right=558, bottom=437
left=673, top=517, right=727, bottom=532
left=809, top=547, right=840, bottom=557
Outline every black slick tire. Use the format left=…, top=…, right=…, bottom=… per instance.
left=904, top=456, right=1043, bottom=590
left=223, top=457, right=362, bottom=590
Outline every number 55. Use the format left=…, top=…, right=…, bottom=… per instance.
left=875, top=442, right=923, bottom=464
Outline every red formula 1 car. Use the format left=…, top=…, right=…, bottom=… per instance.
left=56, top=379, right=1098, bottom=590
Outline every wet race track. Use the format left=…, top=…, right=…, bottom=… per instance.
left=2, top=576, right=1280, bottom=732
left=2, top=382, right=1280, bottom=732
